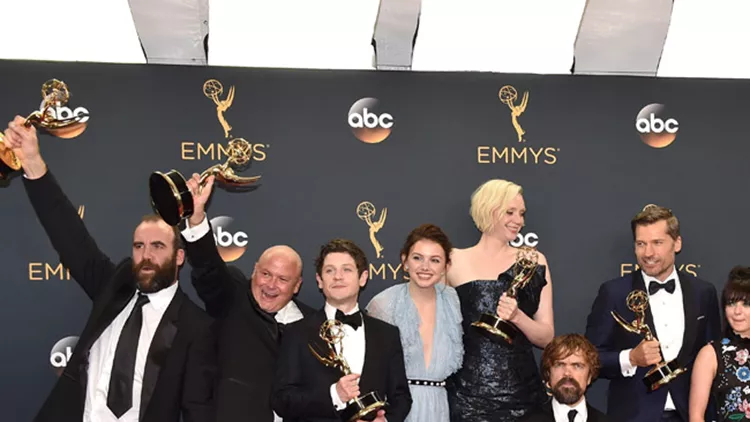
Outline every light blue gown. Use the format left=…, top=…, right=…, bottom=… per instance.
left=366, top=283, right=464, bottom=422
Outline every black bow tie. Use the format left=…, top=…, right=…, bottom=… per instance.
left=335, top=309, right=363, bottom=330
left=648, top=278, right=676, bottom=295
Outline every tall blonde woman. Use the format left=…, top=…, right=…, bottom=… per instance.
left=446, top=179, right=554, bottom=422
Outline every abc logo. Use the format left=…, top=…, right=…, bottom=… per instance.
left=49, top=336, right=78, bottom=376
left=348, top=97, right=393, bottom=144
left=510, top=232, right=539, bottom=248
left=210, top=216, right=248, bottom=262
left=635, top=103, right=679, bottom=148
left=47, top=106, right=90, bottom=124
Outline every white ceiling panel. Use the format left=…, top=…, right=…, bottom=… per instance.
left=659, top=0, right=750, bottom=79
left=208, top=0, right=379, bottom=69
left=0, top=0, right=145, bottom=64
left=411, top=0, right=587, bottom=73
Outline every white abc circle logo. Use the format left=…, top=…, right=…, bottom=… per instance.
left=635, top=103, right=678, bottom=148
left=348, top=97, right=393, bottom=144
left=510, top=232, right=539, bottom=248
left=45, top=105, right=90, bottom=124
left=210, top=216, right=248, bottom=262
left=49, top=336, right=78, bottom=371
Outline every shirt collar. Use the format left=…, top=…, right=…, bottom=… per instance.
left=139, top=280, right=179, bottom=312
left=642, top=266, right=679, bottom=288
left=324, top=302, right=360, bottom=320
left=552, top=397, right=587, bottom=421
left=275, top=299, right=303, bottom=323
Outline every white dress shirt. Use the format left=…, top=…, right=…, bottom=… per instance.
left=182, top=214, right=304, bottom=422
left=83, top=281, right=179, bottom=422
left=181, top=215, right=212, bottom=243
left=618, top=267, right=683, bottom=411
left=551, top=397, right=588, bottom=422
left=324, top=302, right=366, bottom=410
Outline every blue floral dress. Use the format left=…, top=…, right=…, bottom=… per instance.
left=365, top=283, right=464, bottom=422
left=713, top=335, right=750, bottom=421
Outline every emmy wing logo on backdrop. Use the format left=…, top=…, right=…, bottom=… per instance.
left=355, top=201, right=402, bottom=281
left=499, top=85, right=529, bottom=143
left=204, top=79, right=235, bottom=139
left=348, top=97, right=394, bottom=144
left=181, top=79, right=267, bottom=162
left=635, top=103, right=679, bottom=148
left=477, top=85, right=559, bottom=165
left=49, top=336, right=79, bottom=376
left=29, top=206, right=85, bottom=281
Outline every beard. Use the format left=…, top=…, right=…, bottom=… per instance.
left=551, top=377, right=584, bottom=405
left=132, top=253, right=177, bottom=293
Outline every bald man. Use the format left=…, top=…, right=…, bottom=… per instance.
left=180, top=174, right=314, bottom=422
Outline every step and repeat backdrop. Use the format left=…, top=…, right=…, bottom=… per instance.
left=0, top=59, right=747, bottom=420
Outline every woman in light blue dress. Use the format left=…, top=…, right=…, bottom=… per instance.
left=366, top=224, right=463, bottom=422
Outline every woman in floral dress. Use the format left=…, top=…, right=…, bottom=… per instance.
left=690, top=266, right=750, bottom=421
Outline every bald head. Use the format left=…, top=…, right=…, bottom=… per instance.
left=258, top=245, right=303, bottom=277
left=251, top=245, right=304, bottom=313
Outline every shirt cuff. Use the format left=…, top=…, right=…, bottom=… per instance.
left=620, top=349, right=637, bottom=377
left=181, top=215, right=210, bottom=242
left=330, top=383, right=346, bottom=410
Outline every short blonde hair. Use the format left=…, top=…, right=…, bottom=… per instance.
left=470, top=179, right=523, bottom=233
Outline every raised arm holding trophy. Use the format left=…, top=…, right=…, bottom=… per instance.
left=149, top=137, right=260, bottom=226
left=0, top=78, right=89, bottom=179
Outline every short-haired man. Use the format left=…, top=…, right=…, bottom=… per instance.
left=272, top=239, right=412, bottom=422
left=585, top=205, right=721, bottom=422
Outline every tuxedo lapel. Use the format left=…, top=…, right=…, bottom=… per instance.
left=74, top=275, right=136, bottom=393
left=244, top=291, right=281, bottom=352
left=630, top=271, right=657, bottom=340
left=139, top=288, right=183, bottom=419
left=541, top=399, right=554, bottom=417
left=360, top=315, right=376, bottom=386
left=586, top=403, right=604, bottom=422
left=79, top=278, right=135, bottom=355
left=307, top=309, right=341, bottom=381
left=676, top=271, right=698, bottom=363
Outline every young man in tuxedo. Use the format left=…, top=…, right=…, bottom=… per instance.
left=4, top=116, right=217, bottom=422
left=179, top=174, right=315, bottom=422
left=521, top=334, right=610, bottom=422
left=271, top=238, right=412, bottom=422
left=585, top=205, right=721, bottom=422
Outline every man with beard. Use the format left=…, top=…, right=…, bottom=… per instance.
left=521, top=334, right=609, bottom=422
left=585, top=205, right=721, bottom=422
left=3, top=116, right=217, bottom=422
left=178, top=173, right=315, bottom=422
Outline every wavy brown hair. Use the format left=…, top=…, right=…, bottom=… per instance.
left=541, top=334, right=600, bottom=383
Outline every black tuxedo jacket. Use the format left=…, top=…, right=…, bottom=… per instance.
left=520, top=399, right=610, bottom=422
left=584, top=270, right=721, bottom=422
left=183, top=223, right=314, bottom=422
left=24, top=171, right=217, bottom=422
left=271, top=309, right=412, bottom=422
